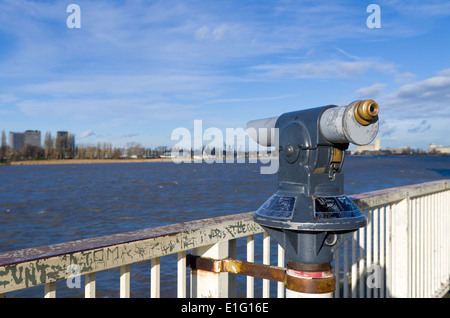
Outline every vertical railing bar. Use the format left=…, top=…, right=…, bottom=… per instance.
left=409, top=197, right=413, bottom=298
left=177, top=251, right=186, bottom=298
left=190, top=242, right=229, bottom=298
left=417, top=195, right=421, bottom=297
left=414, top=196, right=419, bottom=298
left=120, top=264, right=131, bottom=298
left=351, top=231, right=357, bottom=298
left=419, top=195, right=423, bottom=298
left=432, top=192, right=437, bottom=296
left=441, top=190, right=444, bottom=290
left=432, top=192, right=436, bottom=296
left=412, top=196, right=417, bottom=298
left=432, top=193, right=435, bottom=296
left=417, top=195, right=421, bottom=298
left=44, top=282, right=56, bottom=298
left=150, top=257, right=160, bottom=298
left=424, top=194, right=428, bottom=297
left=439, top=190, right=443, bottom=293
left=436, top=192, right=440, bottom=294
left=380, top=204, right=385, bottom=298
left=445, top=190, right=448, bottom=291
left=262, top=231, right=270, bottom=298
left=424, top=195, right=428, bottom=297
left=438, top=191, right=441, bottom=294
left=228, top=239, right=237, bottom=298
left=437, top=190, right=442, bottom=294
left=385, top=203, right=391, bottom=298
left=438, top=192, right=441, bottom=292
left=427, top=193, right=432, bottom=297
left=85, top=272, right=96, bottom=298
left=334, top=245, right=340, bottom=298
left=445, top=189, right=448, bottom=291
left=343, top=238, right=349, bottom=298
left=359, top=210, right=366, bottom=298
left=419, top=197, right=426, bottom=298
left=419, top=196, right=427, bottom=298
left=366, top=207, right=372, bottom=298
left=374, top=205, right=379, bottom=298
left=443, top=190, right=447, bottom=292
left=411, top=196, right=416, bottom=298
left=429, top=193, right=434, bottom=297
left=426, top=194, right=430, bottom=297
left=445, top=189, right=449, bottom=293
left=246, top=235, right=255, bottom=298
left=405, top=196, right=414, bottom=297
left=447, top=189, right=450, bottom=292
left=277, top=244, right=285, bottom=298
left=443, top=190, right=447, bottom=293
left=441, top=190, right=447, bottom=293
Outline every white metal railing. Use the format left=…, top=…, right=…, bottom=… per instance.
left=0, top=179, right=449, bottom=298
left=335, top=179, right=450, bottom=298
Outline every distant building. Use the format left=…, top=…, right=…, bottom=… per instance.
left=428, top=143, right=450, bottom=154
left=9, top=132, right=24, bottom=152
left=9, top=130, right=41, bottom=152
left=24, top=130, right=41, bottom=148
left=56, top=131, right=76, bottom=158
left=57, top=131, right=68, bottom=138
left=355, top=139, right=381, bottom=154
left=57, top=131, right=69, bottom=149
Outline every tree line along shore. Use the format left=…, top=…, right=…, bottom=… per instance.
left=5, top=158, right=178, bottom=165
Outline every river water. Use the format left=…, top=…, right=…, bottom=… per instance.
left=0, top=156, right=449, bottom=297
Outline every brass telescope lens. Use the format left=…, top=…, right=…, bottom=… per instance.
left=354, top=99, right=379, bottom=125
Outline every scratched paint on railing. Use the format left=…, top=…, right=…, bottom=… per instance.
left=0, top=219, right=262, bottom=293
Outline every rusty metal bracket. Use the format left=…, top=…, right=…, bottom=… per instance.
left=186, top=254, right=335, bottom=294
left=186, top=254, right=285, bottom=282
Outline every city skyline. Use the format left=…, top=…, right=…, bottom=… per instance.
left=0, top=1, right=449, bottom=151
left=3, top=127, right=448, bottom=155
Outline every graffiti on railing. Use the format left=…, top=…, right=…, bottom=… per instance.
left=0, top=216, right=263, bottom=293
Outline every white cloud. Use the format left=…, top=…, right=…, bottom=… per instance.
left=390, top=0, right=450, bottom=17
left=78, top=130, right=95, bottom=139
left=408, top=120, right=431, bottom=134
left=194, top=26, right=210, bottom=41
left=384, top=68, right=450, bottom=118
left=394, top=72, right=416, bottom=84
left=251, top=60, right=394, bottom=79
left=356, top=83, right=387, bottom=98
left=0, top=94, right=18, bottom=103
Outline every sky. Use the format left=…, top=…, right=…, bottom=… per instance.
left=0, top=0, right=449, bottom=151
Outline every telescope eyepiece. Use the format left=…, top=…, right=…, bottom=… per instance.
left=354, top=99, right=379, bottom=125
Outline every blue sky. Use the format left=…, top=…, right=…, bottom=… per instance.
left=0, top=0, right=449, bottom=151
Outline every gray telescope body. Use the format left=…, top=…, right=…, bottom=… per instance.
left=247, top=100, right=379, bottom=147
left=248, top=100, right=379, bottom=264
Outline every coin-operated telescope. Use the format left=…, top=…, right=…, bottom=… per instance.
left=247, top=99, right=379, bottom=297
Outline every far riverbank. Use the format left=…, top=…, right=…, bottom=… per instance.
left=8, top=158, right=177, bottom=165
left=5, top=156, right=275, bottom=165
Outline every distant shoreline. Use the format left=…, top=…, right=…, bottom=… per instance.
left=8, top=158, right=178, bottom=165
left=6, top=157, right=276, bottom=165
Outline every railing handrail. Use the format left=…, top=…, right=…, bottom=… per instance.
left=0, top=179, right=449, bottom=297
left=349, top=179, right=449, bottom=207
left=0, top=211, right=259, bottom=268
left=0, top=211, right=263, bottom=295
